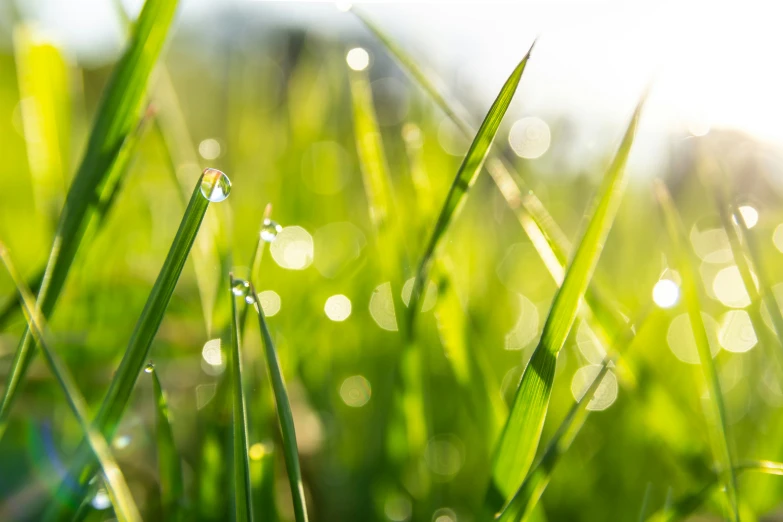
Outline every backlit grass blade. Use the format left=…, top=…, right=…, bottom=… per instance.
left=0, top=0, right=179, bottom=440
left=356, top=6, right=636, bottom=375
left=646, top=461, right=783, bottom=522
left=44, top=169, right=218, bottom=521
left=248, top=281, right=309, bottom=522
left=0, top=245, right=141, bottom=522
left=12, top=24, right=69, bottom=225
left=229, top=275, right=253, bottom=522
left=406, top=44, right=533, bottom=334
left=497, top=308, right=649, bottom=522
left=488, top=97, right=645, bottom=511
left=149, top=366, right=184, bottom=521
left=654, top=180, right=739, bottom=521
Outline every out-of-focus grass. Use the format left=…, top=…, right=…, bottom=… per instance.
left=4, top=3, right=783, bottom=522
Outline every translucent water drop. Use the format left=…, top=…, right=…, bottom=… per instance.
left=232, top=279, right=250, bottom=298
left=200, top=168, right=231, bottom=202
left=261, top=218, right=283, bottom=242
left=244, top=293, right=256, bottom=305
left=144, top=362, right=154, bottom=374
left=91, top=488, right=111, bottom=510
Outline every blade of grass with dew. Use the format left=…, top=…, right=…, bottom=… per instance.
left=497, top=308, right=649, bottom=522
left=148, top=366, right=184, bottom=522
left=646, top=461, right=783, bottom=522
left=355, top=9, right=636, bottom=374
left=228, top=275, right=254, bottom=522
left=406, top=44, right=533, bottom=332
left=654, top=180, right=739, bottom=521
left=0, top=245, right=141, bottom=522
left=0, top=0, right=179, bottom=441
left=487, top=97, right=645, bottom=511
left=0, top=104, right=156, bottom=333
left=43, top=169, right=219, bottom=521
left=12, top=24, right=69, bottom=226
left=248, top=281, right=309, bottom=522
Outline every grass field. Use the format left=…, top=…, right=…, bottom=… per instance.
left=2, top=1, right=783, bottom=521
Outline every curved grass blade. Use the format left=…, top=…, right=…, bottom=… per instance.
left=406, top=44, right=534, bottom=336
left=248, top=281, right=309, bottom=522
left=654, top=180, right=739, bottom=521
left=148, top=366, right=184, bottom=521
left=43, top=169, right=216, bottom=521
left=0, top=0, right=179, bottom=440
left=646, top=461, right=783, bottom=522
left=487, top=97, right=645, bottom=511
left=229, top=275, right=254, bottom=522
left=0, top=245, right=141, bottom=522
left=497, top=308, right=649, bottom=522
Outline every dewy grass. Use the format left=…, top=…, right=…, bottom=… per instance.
left=149, top=365, right=184, bottom=522
left=0, top=0, right=179, bottom=441
left=248, top=281, right=309, bottom=522
left=655, top=180, right=739, bottom=521
left=228, top=275, right=254, bottom=522
left=488, top=96, right=645, bottom=511
left=0, top=245, right=142, bottom=522
left=43, top=169, right=221, bottom=520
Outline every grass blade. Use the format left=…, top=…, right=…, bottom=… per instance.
left=149, top=366, right=184, bottom=521
left=0, top=0, right=179, bottom=440
left=43, top=168, right=221, bottom=520
left=0, top=245, right=141, bottom=522
left=248, top=281, right=309, bottom=522
left=406, top=43, right=534, bottom=335
left=497, top=308, right=649, bottom=522
left=488, top=97, right=645, bottom=510
left=654, top=180, right=739, bottom=521
left=229, top=275, right=253, bottom=522
left=646, top=461, right=783, bottom=522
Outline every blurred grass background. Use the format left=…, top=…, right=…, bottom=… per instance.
left=2, top=2, right=783, bottom=521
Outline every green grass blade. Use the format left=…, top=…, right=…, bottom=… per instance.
left=406, top=44, right=533, bottom=334
left=0, top=0, right=179, bottom=440
left=229, top=275, right=254, bottom=522
left=646, top=461, right=783, bottom=522
left=149, top=366, right=184, bottom=521
left=0, top=245, right=141, bottom=522
left=43, top=169, right=219, bottom=520
left=248, top=281, right=309, bottom=522
left=488, top=97, right=645, bottom=510
left=497, top=308, right=648, bottom=522
left=654, top=180, right=739, bottom=521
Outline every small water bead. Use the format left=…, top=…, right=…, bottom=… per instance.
left=144, top=362, right=154, bottom=374
left=232, top=279, right=251, bottom=298
left=261, top=218, right=283, bottom=242
left=200, top=168, right=231, bottom=202
left=91, top=488, right=111, bottom=510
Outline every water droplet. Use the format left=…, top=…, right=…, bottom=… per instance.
left=144, top=362, right=154, bottom=374
left=91, top=488, right=111, bottom=510
left=200, top=168, right=231, bottom=202
left=232, top=279, right=250, bottom=298
left=261, top=218, right=283, bottom=242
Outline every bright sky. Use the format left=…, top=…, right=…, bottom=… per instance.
left=15, top=1, right=783, bottom=166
